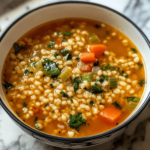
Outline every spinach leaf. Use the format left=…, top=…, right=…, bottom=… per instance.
left=60, top=91, right=69, bottom=98
left=42, top=58, right=60, bottom=76
left=101, top=64, right=114, bottom=71
left=61, top=50, right=70, bottom=56
left=68, top=113, right=86, bottom=131
left=100, top=75, right=107, bottom=82
left=24, top=69, right=33, bottom=75
left=125, top=75, right=129, bottom=78
left=84, top=83, right=105, bottom=94
left=2, top=80, right=15, bottom=89
left=138, top=79, right=146, bottom=87
left=89, top=100, right=94, bottom=106
left=61, top=31, right=73, bottom=36
left=13, top=43, right=26, bottom=55
left=54, top=50, right=58, bottom=57
left=131, top=48, right=137, bottom=53
left=50, top=84, right=54, bottom=88
left=70, top=97, right=73, bottom=103
left=127, top=97, right=140, bottom=102
left=62, top=38, right=67, bottom=42
left=120, top=70, right=124, bottom=76
left=112, top=101, right=122, bottom=109
left=66, top=53, right=72, bottom=60
left=47, top=40, right=55, bottom=48
left=35, top=124, right=39, bottom=129
left=137, top=62, right=143, bottom=68
left=34, top=116, right=38, bottom=122
left=73, top=77, right=81, bottom=92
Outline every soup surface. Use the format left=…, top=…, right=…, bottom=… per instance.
left=2, top=18, right=146, bottom=137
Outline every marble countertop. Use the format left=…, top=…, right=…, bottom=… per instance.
left=0, top=0, right=150, bottom=150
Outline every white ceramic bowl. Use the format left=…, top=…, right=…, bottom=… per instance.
left=0, top=1, right=150, bottom=148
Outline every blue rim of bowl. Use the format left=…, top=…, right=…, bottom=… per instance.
left=0, top=1, right=150, bottom=142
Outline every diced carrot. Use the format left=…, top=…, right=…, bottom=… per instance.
left=80, top=53, right=95, bottom=62
left=32, top=106, right=42, bottom=115
left=99, top=106, right=121, bottom=123
left=89, top=44, right=107, bottom=58
left=79, top=61, right=93, bottom=72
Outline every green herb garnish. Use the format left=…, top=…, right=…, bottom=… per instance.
left=62, top=38, right=67, bottom=42
left=137, top=62, right=143, bottom=68
left=89, top=100, right=94, bottom=106
left=73, top=77, right=81, bottom=92
left=95, top=24, right=100, bottom=28
left=60, top=91, right=69, bottom=98
left=127, top=97, right=140, bottom=102
left=35, top=124, right=39, bottom=129
left=70, top=97, right=73, bottom=103
left=66, top=53, right=72, bottom=60
left=34, top=116, right=38, bottom=122
left=84, top=83, right=105, bottom=94
left=125, top=75, right=129, bottom=78
left=112, top=101, right=121, bottom=109
left=100, top=75, right=108, bottom=82
left=94, top=61, right=99, bottom=66
left=61, top=49, right=70, bottom=56
left=24, top=69, right=33, bottom=75
left=68, top=113, right=86, bottom=131
left=54, top=50, right=58, bottom=58
left=131, top=48, right=137, bottom=53
left=120, top=70, right=124, bottom=76
left=2, top=80, right=14, bottom=90
left=50, top=84, right=54, bottom=88
left=61, top=31, right=73, bottom=36
left=23, top=102, right=27, bottom=107
left=47, top=40, right=55, bottom=48
left=138, top=79, right=146, bottom=87
left=30, top=60, right=33, bottom=62
left=13, top=43, right=26, bottom=55
left=101, top=64, right=114, bottom=71
left=42, top=58, right=60, bottom=77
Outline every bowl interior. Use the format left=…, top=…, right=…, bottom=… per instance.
left=0, top=2, right=150, bottom=136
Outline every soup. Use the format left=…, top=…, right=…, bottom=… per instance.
left=2, top=18, right=146, bottom=138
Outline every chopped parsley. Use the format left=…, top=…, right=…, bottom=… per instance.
left=62, top=38, right=67, bottom=42
left=138, top=79, right=146, bottom=87
left=60, top=91, right=69, bottom=98
left=112, top=101, right=122, bottom=110
left=35, top=124, right=39, bottom=129
left=137, top=62, right=143, bottom=68
left=120, top=70, right=124, bottom=76
left=75, top=56, right=80, bottom=60
left=70, top=97, right=73, bottom=103
left=42, top=58, right=60, bottom=77
left=89, top=100, right=94, bottom=106
left=125, top=75, right=129, bottom=78
left=68, top=113, right=86, bottom=131
left=47, top=40, right=54, bottom=48
left=73, top=77, right=81, bottom=92
left=34, top=116, right=38, bottom=122
left=61, top=50, right=70, bottom=56
left=52, top=110, right=54, bottom=113
left=66, top=53, right=72, bottom=60
left=54, top=50, right=58, bottom=57
left=117, top=67, right=120, bottom=70
left=127, top=97, right=140, bottom=102
left=30, top=59, right=33, bottom=62
left=50, top=84, right=54, bottom=88
left=131, top=48, right=137, bottom=53
left=23, top=102, right=27, bottom=107
left=33, top=62, right=37, bottom=67
left=94, top=61, right=99, bottom=66
left=100, top=75, right=108, bottom=83
left=2, top=80, right=14, bottom=90
left=95, top=24, right=100, bottom=28
left=106, top=31, right=109, bottom=35
left=13, top=43, right=26, bottom=55
left=71, top=107, right=73, bottom=110
left=24, top=69, right=33, bottom=75
left=84, top=83, right=105, bottom=94
left=101, top=64, right=114, bottom=71
left=61, top=31, right=73, bottom=36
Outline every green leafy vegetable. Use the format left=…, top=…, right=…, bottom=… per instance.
left=30, top=60, right=33, bottom=62
left=106, top=31, right=109, bottom=35
left=73, top=77, right=81, bottom=92
left=112, top=101, right=122, bottom=109
left=54, top=50, right=58, bottom=57
left=13, top=43, right=26, bottom=55
left=35, top=124, right=39, bottom=129
left=100, top=75, right=108, bottom=83
left=84, top=83, right=105, bottom=94
left=125, top=75, right=129, bottom=78
left=68, top=113, right=86, bottom=131
left=52, top=110, right=54, bottom=113
left=101, top=64, right=114, bottom=71
left=75, top=56, right=80, bottom=60
left=94, top=61, right=99, bottom=66
left=66, top=53, right=72, bottom=60
left=120, top=70, right=124, bottom=76
left=33, top=62, right=37, bottom=67
left=61, top=50, right=70, bottom=56
left=138, top=62, right=143, bottom=68
left=24, top=69, right=33, bottom=75
left=34, top=116, right=38, bottom=122
left=61, top=31, right=73, bottom=36
left=60, top=91, right=69, bottom=98
left=23, top=102, right=27, bottom=107
left=42, top=58, right=60, bottom=77
left=89, top=100, right=94, bottom=106
left=81, top=72, right=93, bottom=82
left=62, top=38, right=67, bottom=42
left=50, top=84, right=54, bottom=88
left=138, top=79, right=146, bottom=87
left=47, top=40, right=55, bottom=48
left=127, top=97, right=140, bottom=102
left=2, top=80, right=15, bottom=90
left=70, top=97, right=73, bottom=103
left=131, top=48, right=137, bottom=53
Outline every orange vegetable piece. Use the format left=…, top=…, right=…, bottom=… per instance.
left=99, top=106, right=121, bottom=123
left=89, top=44, right=106, bottom=58
left=79, top=61, right=93, bottom=72
left=32, top=106, right=42, bottom=115
left=80, top=53, right=95, bottom=62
